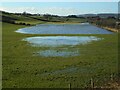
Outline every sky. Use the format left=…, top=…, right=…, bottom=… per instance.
left=0, top=2, right=119, bottom=16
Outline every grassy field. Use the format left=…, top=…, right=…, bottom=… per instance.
left=1, top=11, right=88, bottom=25
left=2, top=22, right=118, bottom=88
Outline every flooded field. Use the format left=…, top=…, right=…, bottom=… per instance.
left=16, top=23, right=113, bottom=34
left=3, top=22, right=118, bottom=88
left=23, top=36, right=102, bottom=57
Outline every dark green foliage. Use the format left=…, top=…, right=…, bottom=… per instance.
left=67, top=15, right=78, bottom=18
left=1, top=15, right=17, bottom=24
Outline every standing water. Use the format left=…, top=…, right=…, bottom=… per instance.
left=16, top=23, right=113, bottom=34
left=16, top=23, right=112, bottom=57
left=23, top=36, right=103, bottom=57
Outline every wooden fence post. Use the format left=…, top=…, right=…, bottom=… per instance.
left=91, top=78, right=94, bottom=88
left=69, top=83, right=71, bottom=90
left=111, top=74, right=113, bottom=81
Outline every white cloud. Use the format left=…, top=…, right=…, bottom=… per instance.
left=0, top=6, right=84, bottom=16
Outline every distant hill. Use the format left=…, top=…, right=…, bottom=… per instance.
left=78, top=14, right=97, bottom=18
left=0, top=10, right=87, bottom=24
left=97, top=13, right=118, bottom=18
left=78, top=13, right=118, bottom=18
left=0, top=10, right=45, bottom=25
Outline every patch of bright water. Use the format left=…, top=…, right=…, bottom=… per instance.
left=23, top=36, right=102, bottom=57
left=16, top=23, right=113, bottom=34
left=35, top=50, right=79, bottom=57
left=23, top=36, right=102, bottom=47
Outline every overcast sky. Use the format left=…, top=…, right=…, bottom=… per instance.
left=0, top=2, right=119, bottom=16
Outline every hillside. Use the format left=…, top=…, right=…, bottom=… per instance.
left=0, top=11, right=87, bottom=25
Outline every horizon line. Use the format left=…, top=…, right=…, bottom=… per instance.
left=1, top=10, right=118, bottom=16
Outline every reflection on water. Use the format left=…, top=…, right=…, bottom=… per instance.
left=23, top=36, right=102, bottom=47
left=16, top=23, right=113, bottom=34
left=23, top=36, right=102, bottom=57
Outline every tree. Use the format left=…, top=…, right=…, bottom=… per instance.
left=22, top=11, right=27, bottom=16
left=67, top=15, right=78, bottom=18
left=43, top=14, right=52, bottom=21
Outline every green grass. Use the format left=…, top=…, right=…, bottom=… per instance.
left=2, top=22, right=118, bottom=88
left=14, top=15, right=45, bottom=25
left=2, top=12, right=87, bottom=25
left=1, top=13, right=46, bottom=25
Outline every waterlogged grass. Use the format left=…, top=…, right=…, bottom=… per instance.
left=2, top=22, right=118, bottom=88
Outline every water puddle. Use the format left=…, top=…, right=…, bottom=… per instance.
left=35, top=50, right=79, bottom=57
left=23, top=36, right=101, bottom=47
left=16, top=23, right=113, bottom=34
left=23, top=36, right=102, bottom=57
